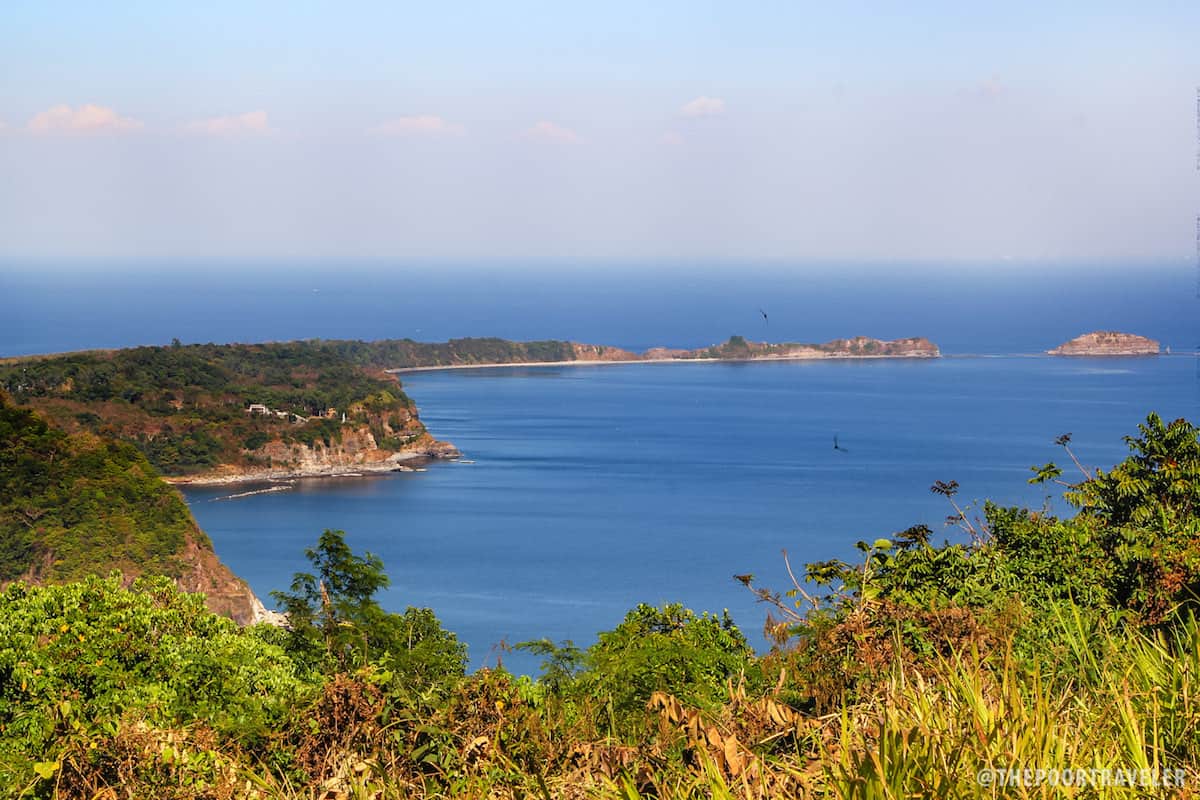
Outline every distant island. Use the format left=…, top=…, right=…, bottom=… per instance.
left=0, top=335, right=938, bottom=485
left=1047, top=331, right=1160, bottom=356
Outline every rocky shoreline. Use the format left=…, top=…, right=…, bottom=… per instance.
left=164, top=445, right=460, bottom=487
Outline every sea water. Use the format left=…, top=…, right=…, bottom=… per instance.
left=182, top=355, right=1196, bottom=674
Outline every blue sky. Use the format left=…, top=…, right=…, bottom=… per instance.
left=2, top=2, right=1198, bottom=263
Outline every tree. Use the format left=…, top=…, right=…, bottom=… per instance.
left=271, top=530, right=466, bottom=686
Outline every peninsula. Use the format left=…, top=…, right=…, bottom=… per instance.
left=0, top=334, right=938, bottom=484
left=1047, top=331, right=1160, bottom=356
left=385, top=334, right=941, bottom=372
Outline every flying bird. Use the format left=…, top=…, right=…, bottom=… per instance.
left=833, top=434, right=848, bottom=453
left=759, top=308, right=768, bottom=324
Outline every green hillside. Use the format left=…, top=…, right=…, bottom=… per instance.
left=0, top=392, right=205, bottom=582
left=0, top=392, right=259, bottom=622
left=0, top=341, right=433, bottom=476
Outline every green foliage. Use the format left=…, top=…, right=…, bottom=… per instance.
left=0, top=575, right=306, bottom=793
left=0, top=393, right=204, bottom=583
left=0, top=341, right=426, bottom=475
left=272, top=530, right=466, bottom=689
left=1068, top=413, right=1200, bottom=526
left=577, top=603, right=757, bottom=719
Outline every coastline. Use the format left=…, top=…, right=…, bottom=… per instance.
left=387, top=351, right=940, bottom=375
left=164, top=451, right=454, bottom=487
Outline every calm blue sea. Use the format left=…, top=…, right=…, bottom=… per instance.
left=184, top=356, right=1195, bottom=674
left=3, top=264, right=1196, bottom=674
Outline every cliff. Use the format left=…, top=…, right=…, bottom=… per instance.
left=1048, top=331, right=1160, bottom=356
left=0, top=394, right=263, bottom=625
left=166, top=427, right=458, bottom=485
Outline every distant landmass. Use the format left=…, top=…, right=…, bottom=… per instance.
left=0, top=335, right=937, bottom=485
left=383, top=335, right=941, bottom=370
left=1047, top=331, right=1160, bottom=356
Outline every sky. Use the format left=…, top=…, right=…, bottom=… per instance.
left=2, top=2, right=1199, bottom=264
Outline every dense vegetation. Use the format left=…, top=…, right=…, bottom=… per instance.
left=0, top=341, right=431, bottom=475
left=4, top=412, right=1200, bottom=798
left=0, top=392, right=208, bottom=584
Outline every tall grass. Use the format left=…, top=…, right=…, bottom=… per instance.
left=608, top=606, right=1200, bottom=799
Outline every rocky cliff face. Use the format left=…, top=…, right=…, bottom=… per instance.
left=570, top=343, right=641, bottom=361
left=168, top=538, right=267, bottom=625
left=167, top=424, right=459, bottom=485
left=1048, top=332, right=1160, bottom=356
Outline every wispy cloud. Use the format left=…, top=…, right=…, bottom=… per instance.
left=680, top=96, right=725, bottom=118
left=524, top=120, right=580, bottom=144
left=368, top=115, right=465, bottom=136
left=28, top=104, right=143, bottom=134
left=184, top=110, right=274, bottom=136
left=660, top=131, right=684, bottom=146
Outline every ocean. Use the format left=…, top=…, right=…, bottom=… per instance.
left=4, top=263, right=1197, bottom=675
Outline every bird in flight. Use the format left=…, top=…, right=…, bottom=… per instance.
left=759, top=308, right=768, bottom=324
left=833, top=434, right=848, bottom=453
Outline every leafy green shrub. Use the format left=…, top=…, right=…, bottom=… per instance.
left=0, top=575, right=307, bottom=793
left=576, top=603, right=758, bottom=720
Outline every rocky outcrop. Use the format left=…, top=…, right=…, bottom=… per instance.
left=173, top=537, right=270, bottom=626
left=570, top=343, right=640, bottom=361
left=165, top=426, right=459, bottom=486
left=1048, top=332, right=1160, bottom=356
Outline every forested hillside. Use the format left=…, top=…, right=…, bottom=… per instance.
left=0, top=341, right=439, bottom=476
left=0, top=392, right=261, bottom=621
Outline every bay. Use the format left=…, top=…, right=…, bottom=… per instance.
left=183, top=354, right=1198, bottom=675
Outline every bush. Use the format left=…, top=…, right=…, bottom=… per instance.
left=577, top=603, right=758, bottom=720
left=0, top=575, right=307, bottom=793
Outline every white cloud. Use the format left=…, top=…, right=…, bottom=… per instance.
left=660, top=131, right=684, bottom=146
left=368, top=115, right=465, bottom=136
left=680, top=96, right=726, bottom=118
left=184, top=110, right=274, bottom=136
left=28, top=104, right=143, bottom=134
left=525, top=120, right=580, bottom=144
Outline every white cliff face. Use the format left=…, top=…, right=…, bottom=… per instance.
left=164, top=423, right=459, bottom=485
left=256, top=427, right=392, bottom=471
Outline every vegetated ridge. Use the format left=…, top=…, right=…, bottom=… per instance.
left=0, top=340, right=458, bottom=484
left=0, top=392, right=264, bottom=623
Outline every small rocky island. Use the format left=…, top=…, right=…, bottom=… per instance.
left=1047, top=331, right=1160, bottom=356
